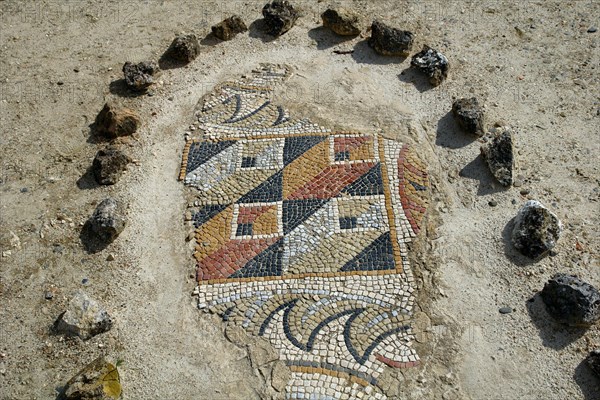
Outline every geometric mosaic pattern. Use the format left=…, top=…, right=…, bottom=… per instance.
left=180, top=64, right=429, bottom=399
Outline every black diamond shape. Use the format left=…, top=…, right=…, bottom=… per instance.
left=241, top=156, right=256, bottom=168
left=236, top=223, right=253, bottom=236
left=339, top=217, right=358, bottom=230
left=335, top=151, right=350, bottom=161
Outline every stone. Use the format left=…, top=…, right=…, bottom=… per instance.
left=270, top=361, right=290, bottom=392
left=540, top=274, right=600, bottom=327
left=92, top=147, right=132, bottom=185
left=261, top=0, right=298, bottom=37
left=499, top=307, right=512, bottom=314
left=452, top=97, right=485, bottom=136
left=212, top=15, right=248, bottom=41
left=89, top=198, right=126, bottom=242
left=122, top=60, right=159, bottom=91
left=166, top=34, right=200, bottom=62
left=368, top=20, right=414, bottom=56
left=63, top=357, right=121, bottom=400
left=94, top=102, right=140, bottom=139
left=321, top=8, right=361, bottom=36
left=54, top=292, right=113, bottom=340
left=410, top=45, right=449, bottom=86
left=480, top=127, right=515, bottom=186
left=587, top=349, right=600, bottom=377
left=511, top=200, right=562, bottom=258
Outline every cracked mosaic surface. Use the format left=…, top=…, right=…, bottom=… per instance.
left=180, top=64, right=429, bottom=399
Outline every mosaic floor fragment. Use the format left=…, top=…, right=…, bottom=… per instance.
left=180, top=64, right=429, bottom=399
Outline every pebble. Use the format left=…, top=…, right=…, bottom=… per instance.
left=81, top=278, right=89, bottom=284
left=73, top=68, right=80, bottom=73
left=44, top=291, right=54, bottom=300
left=513, top=179, right=523, bottom=187
left=106, top=254, right=115, bottom=261
left=488, top=200, right=498, bottom=207
left=57, top=81, right=64, bottom=86
left=20, top=187, right=28, bottom=193
left=520, top=188, right=530, bottom=195
left=588, top=27, right=598, bottom=33
left=499, top=307, right=513, bottom=314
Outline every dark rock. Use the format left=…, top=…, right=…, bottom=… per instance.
left=321, top=8, right=361, bottom=36
left=89, top=198, right=126, bottom=242
left=452, top=97, right=485, bottom=136
left=480, top=127, right=515, bottom=186
left=54, top=292, right=113, bottom=340
left=588, top=27, right=598, bottom=33
left=488, top=200, right=498, bottom=207
left=92, top=147, right=131, bottom=185
left=63, top=356, right=121, bottom=400
left=410, top=45, right=449, bottom=86
left=587, top=350, right=600, bottom=377
left=262, top=0, right=298, bottom=37
left=94, top=102, right=140, bottom=139
left=540, top=274, right=600, bottom=327
left=512, top=200, right=562, bottom=258
left=166, top=34, right=200, bottom=62
left=499, top=307, right=512, bottom=314
left=368, top=20, right=414, bottom=56
left=122, top=61, right=159, bottom=91
left=212, top=15, right=248, bottom=41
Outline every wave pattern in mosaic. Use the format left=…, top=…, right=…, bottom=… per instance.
left=181, top=65, right=429, bottom=399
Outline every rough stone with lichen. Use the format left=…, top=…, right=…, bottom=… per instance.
left=481, top=127, right=515, bottom=186
left=512, top=200, right=562, bottom=258
left=54, top=291, right=113, bottom=340
left=92, top=147, right=131, bottom=185
left=94, top=103, right=140, bottom=139
left=368, top=20, right=414, bottom=56
left=321, top=8, right=361, bottom=36
left=452, top=97, right=485, bottom=136
left=122, top=60, right=159, bottom=91
left=540, top=274, right=599, bottom=327
left=64, top=357, right=121, bottom=400
left=166, top=34, right=200, bottom=62
left=212, top=16, right=248, bottom=41
left=262, top=0, right=298, bottom=37
left=411, top=45, right=449, bottom=86
left=90, top=198, right=126, bottom=242
left=588, top=350, right=600, bottom=377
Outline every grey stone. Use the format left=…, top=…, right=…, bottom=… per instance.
left=411, top=45, right=449, bottom=86
left=166, top=34, right=200, bottom=62
left=481, top=127, right=515, bottom=186
left=212, top=16, right=248, bottom=41
left=512, top=200, right=562, bottom=258
left=321, top=8, right=361, bottom=36
left=94, top=102, right=140, bottom=139
left=499, top=307, right=512, bottom=314
left=92, top=147, right=131, bottom=185
left=262, top=0, right=298, bottom=37
left=122, top=60, right=159, bottom=91
left=90, top=198, right=126, bottom=242
left=270, top=361, right=290, bottom=392
left=541, top=274, right=600, bottom=327
left=368, top=20, right=414, bottom=57
left=452, top=97, right=485, bottom=136
left=54, top=292, right=113, bottom=340
left=64, top=356, right=121, bottom=399
left=587, top=349, right=600, bottom=377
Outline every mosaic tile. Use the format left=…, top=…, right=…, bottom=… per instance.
left=181, top=64, right=430, bottom=399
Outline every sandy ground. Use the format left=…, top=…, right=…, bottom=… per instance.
left=0, top=1, right=599, bottom=399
